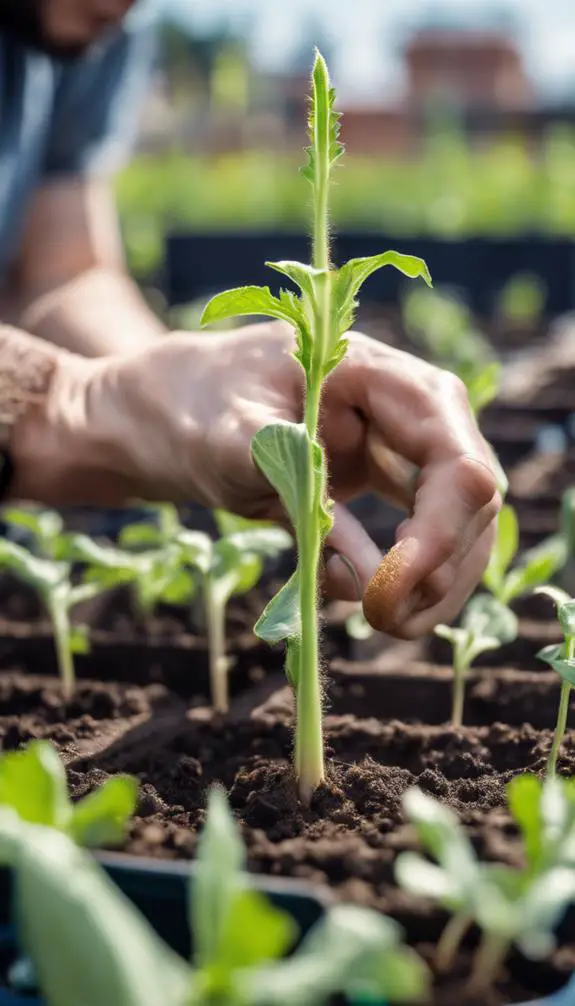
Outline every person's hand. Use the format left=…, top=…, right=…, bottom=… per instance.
left=19, top=322, right=500, bottom=638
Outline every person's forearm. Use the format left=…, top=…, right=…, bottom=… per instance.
left=16, top=266, right=166, bottom=358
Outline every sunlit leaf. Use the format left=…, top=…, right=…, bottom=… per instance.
left=0, top=742, right=70, bottom=831
left=70, top=776, right=138, bottom=849
left=255, top=571, right=300, bottom=645
left=201, top=286, right=303, bottom=329
left=191, top=788, right=245, bottom=971
left=483, top=505, right=518, bottom=598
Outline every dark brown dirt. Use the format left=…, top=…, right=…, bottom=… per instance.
left=1, top=647, right=572, bottom=1005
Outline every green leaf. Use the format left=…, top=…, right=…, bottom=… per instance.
left=5, top=821, right=189, bottom=1006
left=266, top=260, right=322, bottom=303
left=285, top=636, right=301, bottom=689
left=225, top=526, right=293, bottom=559
left=159, top=568, right=196, bottom=606
left=216, top=887, right=296, bottom=973
left=466, top=361, right=502, bottom=415
left=501, top=534, right=568, bottom=605
left=462, top=594, right=518, bottom=647
left=0, top=742, right=71, bottom=830
left=394, top=852, right=464, bottom=907
left=251, top=422, right=313, bottom=533
left=176, top=530, right=213, bottom=575
left=507, top=774, right=544, bottom=872
left=244, top=904, right=429, bottom=1006
left=0, top=538, right=66, bottom=593
left=255, top=571, right=300, bottom=645
left=483, top=505, right=519, bottom=598
left=301, top=50, right=344, bottom=186
left=515, top=867, right=575, bottom=960
left=535, top=586, right=575, bottom=637
left=119, top=523, right=163, bottom=550
left=334, top=252, right=431, bottom=331
left=537, top=643, right=575, bottom=686
left=400, top=788, right=479, bottom=894
left=2, top=507, right=64, bottom=557
left=212, top=547, right=263, bottom=603
left=200, top=286, right=303, bottom=329
left=69, top=624, right=91, bottom=656
left=70, top=776, right=138, bottom=848
left=192, top=788, right=245, bottom=971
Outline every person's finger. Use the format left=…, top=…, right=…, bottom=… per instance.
left=390, top=522, right=496, bottom=638
left=342, top=351, right=501, bottom=630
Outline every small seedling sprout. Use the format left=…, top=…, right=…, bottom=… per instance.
left=119, top=504, right=292, bottom=712
left=396, top=781, right=575, bottom=992
left=435, top=594, right=518, bottom=727
left=201, top=52, right=431, bottom=802
left=483, top=503, right=567, bottom=606
left=0, top=740, right=137, bottom=847
left=402, top=286, right=501, bottom=416
left=535, top=584, right=575, bottom=776
left=0, top=768, right=429, bottom=1006
left=0, top=537, right=105, bottom=699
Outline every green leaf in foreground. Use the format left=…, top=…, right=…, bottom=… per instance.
left=0, top=814, right=189, bottom=1006
left=0, top=741, right=136, bottom=849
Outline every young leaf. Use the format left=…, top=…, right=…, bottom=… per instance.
left=466, top=361, right=502, bottom=415
left=1, top=818, right=189, bottom=1006
left=0, top=742, right=70, bottom=831
left=462, top=594, right=518, bottom=649
left=68, top=624, right=91, bottom=656
left=245, top=904, right=429, bottom=1006
left=119, top=522, right=164, bottom=550
left=535, top=586, right=575, bottom=637
left=538, top=643, right=575, bottom=687
left=200, top=286, right=303, bottom=329
left=251, top=423, right=316, bottom=533
left=483, top=505, right=519, bottom=598
left=501, top=534, right=568, bottom=605
left=254, top=571, right=301, bottom=645
left=191, top=788, right=245, bottom=971
left=216, top=887, right=296, bottom=974
left=301, top=49, right=344, bottom=187
left=69, top=776, right=138, bottom=849
left=334, top=252, right=432, bottom=329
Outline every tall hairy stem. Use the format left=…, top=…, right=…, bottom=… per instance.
left=295, top=94, right=332, bottom=804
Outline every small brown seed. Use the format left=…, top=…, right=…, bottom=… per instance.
left=362, top=547, right=405, bottom=632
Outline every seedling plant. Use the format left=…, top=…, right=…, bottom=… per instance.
left=535, top=585, right=575, bottom=775
left=202, top=52, right=431, bottom=802
left=435, top=594, right=518, bottom=727
left=0, top=739, right=136, bottom=848
left=0, top=754, right=429, bottom=1006
left=118, top=504, right=292, bottom=712
left=483, top=503, right=567, bottom=606
left=396, top=776, right=575, bottom=991
left=0, top=535, right=105, bottom=699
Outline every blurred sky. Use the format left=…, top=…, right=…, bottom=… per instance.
left=149, top=0, right=575, bottom=106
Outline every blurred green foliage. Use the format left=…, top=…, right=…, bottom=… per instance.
left=115, top=126, right=575, bottom=279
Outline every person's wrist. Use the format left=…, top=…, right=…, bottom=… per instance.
left=9, top=350, right=143, bottom=505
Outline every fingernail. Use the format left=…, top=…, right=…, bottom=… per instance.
left=325, top=550, right=363, bottom=602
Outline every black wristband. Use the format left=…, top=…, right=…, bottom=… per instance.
left=0, top=449, right=15, bottom=502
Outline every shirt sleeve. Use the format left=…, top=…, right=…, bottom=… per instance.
left=42, top=24, right=156, bottom=177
